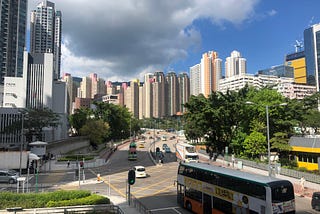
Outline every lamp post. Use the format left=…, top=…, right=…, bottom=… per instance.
left=246, top=101, right=287, bottom=176
left=19, top=113, right=25, bottom=177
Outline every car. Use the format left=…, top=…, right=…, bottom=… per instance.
left=134, top=166, right=147, bottom=178
left=164, top=146, right=171, bottom=153
left=312, top=192, right=320, bottom=211
left=138, top=143, right=145, bottom=148
left=162, top=143, right=168, bottom=150
left=0, top=169, right=19, bottom=184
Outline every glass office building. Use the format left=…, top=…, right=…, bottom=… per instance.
left=258, top=65, right=294, bottom=78
left=0, top=0, right=27, bottom=84
left=304, top=24, right=320, bottom=91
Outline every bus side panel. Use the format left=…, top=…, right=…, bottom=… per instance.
left=212, top=208, right=224, bottom=214
left=176, top=151, right=183, bottom=161
left=184, top=196, right=203, bottom=214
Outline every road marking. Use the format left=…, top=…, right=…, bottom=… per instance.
left=103, top=179, right=126, bottom=197
left=131, top=176, right=175, bottom=194
left=149, top=206, right=181, bottom=212
left=133, top=184, right=175, bottom=197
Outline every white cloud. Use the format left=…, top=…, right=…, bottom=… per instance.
left=27, top=0, right=260, bottom=81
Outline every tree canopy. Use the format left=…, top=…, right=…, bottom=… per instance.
left=183, top=85, right=319, bottom=163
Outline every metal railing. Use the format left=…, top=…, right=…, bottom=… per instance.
left=199, top=149, right=320, bottom=184
left=2, top=204, right=124, bottom=214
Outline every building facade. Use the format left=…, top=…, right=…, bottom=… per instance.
left=166, top=72, right=179, bottom=116
left=304, top=23, right=320, bottom=91
left=0, top=0, right=27, bottom=85
left=178, top=72, right=190, bottom=113
left=190, top=64, right=201, bottom=96
left=153, top=71, right=166, bottom=118
left=285, top=51, right=307, bottom=84
left=30, top=0, right=62, bottom=80
left=225, top=50, right=246, bottom=78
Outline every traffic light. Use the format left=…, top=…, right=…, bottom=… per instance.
left=128, top=169, right=135, bottom=185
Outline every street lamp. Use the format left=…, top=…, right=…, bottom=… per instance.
left=245, top=101, right=287, bottom=176
left=18, top=112, right=27, bottom=177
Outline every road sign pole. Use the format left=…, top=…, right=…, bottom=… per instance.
left=128, top=182, right=131, bottom=206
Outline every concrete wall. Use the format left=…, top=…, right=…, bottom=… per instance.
left=46, top=136, right=90, bottom=155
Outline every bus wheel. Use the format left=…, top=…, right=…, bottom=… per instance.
left=186, top=201, right=192, bottom=211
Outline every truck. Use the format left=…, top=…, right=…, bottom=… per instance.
left=0, top=151, right=39, bottom=171
left=175, top=142, right=199, bottom=163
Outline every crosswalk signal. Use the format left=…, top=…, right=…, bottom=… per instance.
left=128, top=169, right=135, bottom=185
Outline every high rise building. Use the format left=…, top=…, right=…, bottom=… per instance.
left=62, top=73, right=81, bottom=114
left=0, top=0, right=27, bottom=84
left=225, top=50, right=247, bottom=78
left=166, top=72, right=179, bottom=116
left=124, top=79, right=139, bottom=118
left=190, top=64, right=201, bottom=96
left=30, top=0, right=62, bottom=80
left=143, top=73, right=153, bottom=118
left=153, top=71, right=166, bottom=118
left=178, top=72, right=190, bottom=113
left=3, top=51, right=68, bottom=142
left=304, top=23, right=320, bottom=91
left=190, top=51, right=222, bottom=98
left=79, top=77, right=92, bottom=98
left=90, top=73, right=105, bottom=99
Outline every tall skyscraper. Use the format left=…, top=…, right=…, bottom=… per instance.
left=304, top=23, right=320, bottom=91
left=153, top=71, right=166, bottom=118
left=79, top=76, right=92, bottom=98
left=178, top=72, right=190, bottom=113
left=190, top=64, right=201, bottom=96
left=124, top=79, right=139, bottom=118
left=225, top=50, right=247, bottom=78
left=30, top=0, right=62, bottom=80
left=0, top=0, right=27, bottom=84
left=143, top=73, right=153, bottom=118
left=197, top=51, right=222, bottom=97
left=166, top=72, right=179, bottom=116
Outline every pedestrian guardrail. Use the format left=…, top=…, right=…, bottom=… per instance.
left=2, top=204, right=124, bottom=214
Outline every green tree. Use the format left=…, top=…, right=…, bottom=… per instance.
left=183, top=94, right=208, bottom=142
left=69, top=108, right=92, bottom=136
left=243, top=131, right=266, bottom=159
left=301, top=109, right=320, bottom=134
left=80, top=119, right=110, bottom=147
left=92, top=102, right=138, bottom=140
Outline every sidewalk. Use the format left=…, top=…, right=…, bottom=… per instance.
left=198, top=153, right=320, bottom=199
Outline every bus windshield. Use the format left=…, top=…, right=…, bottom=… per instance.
left=271, top=182, right=295, bottom=202
left=185, top=147, right=195, bottom=153
left=186, top=155, right=198, bottom=160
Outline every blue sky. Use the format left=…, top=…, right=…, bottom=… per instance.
left=27, top=0, right=320, bottom=81
left=170, top=1, right=319, bottom=75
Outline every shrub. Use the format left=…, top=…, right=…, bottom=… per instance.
left=0, top=190, right=110, bottom=209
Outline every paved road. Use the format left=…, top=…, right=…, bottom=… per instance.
left=5, top=131, right=318, bottom=213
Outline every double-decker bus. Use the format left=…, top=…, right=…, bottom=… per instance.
left=177, top=162, right=295, bottom=214
left=128, top=142, right=137, bottom=161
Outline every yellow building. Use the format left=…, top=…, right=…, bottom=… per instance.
left=285, top=51, right=306, bottom=84
left=289, top=136, right=320, bottom=171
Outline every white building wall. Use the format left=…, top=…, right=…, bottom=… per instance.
left=214, top=58, right=222, bottom=92
left=190, top=64, right=201, bottom=96
left=3, top=77, right=26, bottom=108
